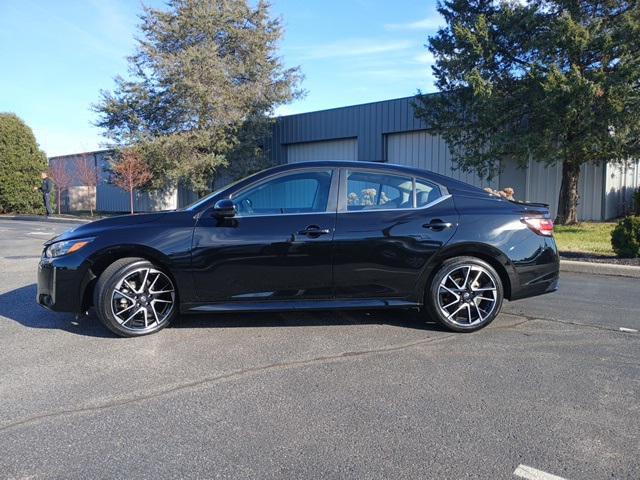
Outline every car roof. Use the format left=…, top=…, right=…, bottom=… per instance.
left=267, top=160, right=486, bottom=194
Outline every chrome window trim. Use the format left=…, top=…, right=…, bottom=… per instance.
left=233, top=210, right=338, bottom=219
left=412, top=177, right=417, bottom=208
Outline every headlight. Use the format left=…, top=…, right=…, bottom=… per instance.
left=45, top=237, right=94, bottom=258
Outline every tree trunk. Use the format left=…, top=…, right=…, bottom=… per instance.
left=57, top=189, right=61, bottom=215
left=555, top=160, right=581, bottom=225
left=129, top=188, right=134, bottom=215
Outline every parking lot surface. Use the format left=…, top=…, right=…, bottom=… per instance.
left=0, top=218, right=638, bottom=479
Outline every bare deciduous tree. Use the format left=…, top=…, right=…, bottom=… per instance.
left=76, top=153, right=98, bottom=216
left=111, top=150, right=152, bottom=214
left=47, top=160, right=74, bottom=214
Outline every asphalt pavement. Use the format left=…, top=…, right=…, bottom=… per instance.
left=0, top=217, right=638, bottom=480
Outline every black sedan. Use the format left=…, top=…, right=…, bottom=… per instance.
left=37, top=161, right=559, bottom=337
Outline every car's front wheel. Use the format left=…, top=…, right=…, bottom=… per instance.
left=426, top=256, right=503, bottom=332
left=93, top=257, right=177, bottom=337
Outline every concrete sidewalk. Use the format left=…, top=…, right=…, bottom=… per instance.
left=560, top=259, right=640, bottom=278
left=0, top=214, right=94, bottom=224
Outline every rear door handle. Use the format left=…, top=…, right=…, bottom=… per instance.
left=298, top=225, right=331, bottom=236
left=422, top=220, right=454, bottom=231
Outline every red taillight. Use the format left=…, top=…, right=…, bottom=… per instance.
left=523, top=217, right=554, bottom=236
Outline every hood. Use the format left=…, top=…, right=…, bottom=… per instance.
left=46, top=212, right=171, bottom=245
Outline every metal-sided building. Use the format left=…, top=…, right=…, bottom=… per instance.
left=47, top=150, right=183, bottom=213
left=50, top=96, right=638, bottom=218
left=270, top=96, right=639, bottom=221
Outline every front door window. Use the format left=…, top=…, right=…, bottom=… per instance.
left=233, top=170, right=333, bottom=216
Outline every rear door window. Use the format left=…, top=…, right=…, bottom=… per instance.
left=346, top=171, right=413, bottom=211
left=415, top=178, right=442, bottom=207
left=344, top=170, right=442, bottom=211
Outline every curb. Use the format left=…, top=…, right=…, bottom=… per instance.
left=560, top=259, right=640, bottom=278
left=0, top=215, right=93, bottom=224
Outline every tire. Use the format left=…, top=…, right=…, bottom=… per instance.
left=93, top=257, right=177, bottom=337
left=425, top=256, right=503, bottom=332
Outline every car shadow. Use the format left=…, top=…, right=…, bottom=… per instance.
left=0, top=284, right=446, bottom=337
left=173, top=308, right=446, bottom=332
left=0, top=284, right=115, bottom=338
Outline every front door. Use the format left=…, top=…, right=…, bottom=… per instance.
left=332, top=168, right=459, bottom=300
left=191, top=168, right=337, bottom=303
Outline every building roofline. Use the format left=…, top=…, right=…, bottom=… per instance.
left=48, top=148, right=114, bottom=160
left=276, top=92, right=438, bottom=119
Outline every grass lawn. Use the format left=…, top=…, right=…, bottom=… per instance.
left=554, top=222, right=616, bottom=256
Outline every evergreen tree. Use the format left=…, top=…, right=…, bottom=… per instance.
left=0, top=113, right=47, bottom=214
left=415, top=1, right=640, bottom=224
left=94, top=0, right=303, bottom=195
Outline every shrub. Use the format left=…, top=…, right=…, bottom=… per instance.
left=634, top=188, right=640, bottom=216
left=0, top=113, right=48, bottom=213
left=611, top=216, right=640, bottom=258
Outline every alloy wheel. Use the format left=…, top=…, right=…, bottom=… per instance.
left=110, top=267, right=175, bottom=332
left=436, top=264, right=498, bottom=327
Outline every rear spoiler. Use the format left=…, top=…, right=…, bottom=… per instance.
left=508, top=199, right=550, bottom=208
left=508, top=199, right=551, bottom=218
left=481, top=188, right=549, bottom=209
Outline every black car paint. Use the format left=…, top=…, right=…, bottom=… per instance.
left=37, top=161, right=559, bottom=315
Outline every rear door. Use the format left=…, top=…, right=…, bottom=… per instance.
left=332, top=168, right=459, bottom=300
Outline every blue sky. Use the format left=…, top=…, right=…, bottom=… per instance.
left=0, top=0, right=443, bottom=156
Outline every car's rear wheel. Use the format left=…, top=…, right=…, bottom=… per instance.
left=93, top=257, right=177, bottom=337
left=426, top=256, right=503, bottom=332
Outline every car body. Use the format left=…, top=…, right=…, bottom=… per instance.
left=37, top=161, right=559, bottom=336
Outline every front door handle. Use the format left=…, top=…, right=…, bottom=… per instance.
left=423, top=220, right=454, bottom=231
left=298, top=225, right=331, bottom=236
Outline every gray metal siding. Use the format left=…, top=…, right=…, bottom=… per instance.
left=386, top=131, right=499, bottom=190
left=526, top=160, right=604, bottom=221
left=287, top=138, right=357, bottom=163
left=95, top=184, right=176, bottom=212
left=605, top=160, right=640, bottom=218
left=92, top=151, right=177, bottom=212
left=272, top=97, right=427, bottom=163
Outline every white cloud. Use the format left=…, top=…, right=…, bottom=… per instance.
left=414, top=52, right=435, bottom=65
left=346, top=67, right=433, bottom=83
left=384, top=16, right=443, bottom=31
left=86, top=0, right=133, bottom=40
left=272, top=104, right=307, bottom=117
left=290, top=39, right=414, bottom=60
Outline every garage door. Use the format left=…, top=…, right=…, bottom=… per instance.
left=386, top=131, right=496, bottom=189
left=287, top=138, right=357, bottom=163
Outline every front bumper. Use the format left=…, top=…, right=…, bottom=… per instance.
left=37, top=256, right=88, bottom=313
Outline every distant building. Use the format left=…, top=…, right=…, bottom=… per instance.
left=51, top=96, right=639, bottom=218
left=47, top=150, right=198, bottom=213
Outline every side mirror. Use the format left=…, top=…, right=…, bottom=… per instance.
left=212, top=198, right=236, bottom=218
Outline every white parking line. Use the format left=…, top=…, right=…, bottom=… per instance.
left=27, top=231, right=54, bottom=236
left=514, top=464, right=568, bottom=480
left=619, top=327, right=638, bottom=333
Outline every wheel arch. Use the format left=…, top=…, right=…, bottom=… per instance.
left=80, top=245, right=178, bottom=311
left=419, top=243, right=516, bottom=301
